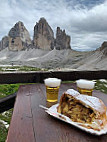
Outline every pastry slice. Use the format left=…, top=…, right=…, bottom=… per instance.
left=57, top=89, right=107, bottom=131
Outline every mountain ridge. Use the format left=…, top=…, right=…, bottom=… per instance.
left=0, top=43, right=106, bottom=70
left=0, top=18, right=71, bottom=51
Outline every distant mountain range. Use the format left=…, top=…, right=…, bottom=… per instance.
left=0, top=18, right=71, bottom=51
left=0, top=17, right=106, bottom=70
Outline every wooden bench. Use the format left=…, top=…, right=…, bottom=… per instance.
left=6, top=83, right=107, bottom=142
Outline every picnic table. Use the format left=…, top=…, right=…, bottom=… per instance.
left=6, top=83, right=107, bottom=142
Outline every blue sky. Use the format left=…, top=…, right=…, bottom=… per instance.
left=0, top=0, right=107, bottom=51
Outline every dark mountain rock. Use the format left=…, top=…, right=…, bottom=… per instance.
left=8, top=21, right=32, bottom=51
left=33, top=18, right=54, bottom=50
left=0, top=36, right=9, bottom=51
left=55, top=27, right=71, bottom=50
left=99, top=41, right=107, bottom=56
left=0, top=18, right=71, bottom=51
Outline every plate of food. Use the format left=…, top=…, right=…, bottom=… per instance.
left=40, top=89, right=107, bottom=135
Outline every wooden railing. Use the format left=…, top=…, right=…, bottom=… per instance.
left=0, top=70, right=107, bottom=84
left=0, top=92, right=16, bottom=113
left=0, top=70, right=107, bottom=113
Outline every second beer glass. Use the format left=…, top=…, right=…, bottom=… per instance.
left=76, top=79, right=95, bottom=96
left=44, top=78, right=61, bottom=102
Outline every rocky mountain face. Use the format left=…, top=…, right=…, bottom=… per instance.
left=0, top=18, right=71, bottom=51
left=100, top=41, right=107, bottom=56
left=0, top=36, right=9, bottom=50
left=33, top=18, right=54, bottom=50
left=55, top=27, right=71, bottom=50
left=0, top=21, right=32, bottom=51
left=8, top=21, right=32, bottom=51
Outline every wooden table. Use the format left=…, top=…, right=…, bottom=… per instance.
left=7, top=83, right=107, bottom=142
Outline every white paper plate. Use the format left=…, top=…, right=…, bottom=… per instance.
left=45, top=104, right=107, bottom=135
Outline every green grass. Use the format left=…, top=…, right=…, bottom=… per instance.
left=62, top=81, right=75, bottom=83
left=0, top=84, right=21, bottom=142
left=0, top=122, right=8, bottom=142
left=0, top=84, right=21, bottom=99
left=0, top=109, right=13, bottom=142
left=0, top=66, right=48, bottom=72
left=0, top=109, right=13, bottom=124
left=95, top=80, right=107, bottom=94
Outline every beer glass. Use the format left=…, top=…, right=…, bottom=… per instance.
left=76, top=79, right=95, bottom=96
left=44, top=78, right=61, bottom=102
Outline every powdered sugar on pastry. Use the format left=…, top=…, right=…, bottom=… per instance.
left=57, top=89, right=107, bottom=131
left=66, top=89, right=106, bottom=115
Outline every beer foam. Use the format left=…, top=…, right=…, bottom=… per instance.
left=44, top=78, right=61, bottom=87
left=76, top=79, right=95, bottom=89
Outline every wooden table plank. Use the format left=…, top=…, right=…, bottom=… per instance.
left=6, top=85, right=35, bottom=142
left=30, top=84, right=66, bottom=142
left=7, top=83, right=107, bottom=142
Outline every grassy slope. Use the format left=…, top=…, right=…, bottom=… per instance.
left=0, top=66, right=47, bottom=72
left=0, top=122, right=8, bottom=142
left=0, top=109, right=13, bottom=142
left=0, top=84, right=21, bottom=99
left=95, top=80, right=107, bottom=94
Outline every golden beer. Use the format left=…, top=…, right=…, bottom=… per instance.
left=44, top=78, right=61, bottom=102
left=77, top=87, right=93, bottom=96
left=46, top=86, right=59, bottom=102
left=76, top=79, right=95, bottom=96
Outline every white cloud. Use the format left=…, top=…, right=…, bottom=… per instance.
left=0, top=0, right=107, bottom=51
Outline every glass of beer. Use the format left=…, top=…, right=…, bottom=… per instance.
left=76, top=79, right=95, bottom=96
left=44, top=78, right=61, bottom=102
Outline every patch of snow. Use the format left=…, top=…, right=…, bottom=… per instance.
left=0, top=56, right=7, bottom=60
left=99, top=79, right=107, bottom=83
left=0, top=119, right=9, bottom=129
left=104, top=84, right=107, bottom=88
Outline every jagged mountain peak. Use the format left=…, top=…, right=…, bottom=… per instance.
left=16, top=21, right=24, bottom=25
left=7, top=21, right=32, bottom=51
left=101, top=42, right=107, bottom=50
left=0, top=17, right=71, bottom=51
left=99, top=41, right=107, bottom=56
left=33, top=17, right=54, bottom=50
left=55, top=27, right=71, bottom=50
left=13, top=21, right=24, bottom=28
left=39, top=17, right=47, bottom=23
left=8, top=21, right=28, bottom=38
